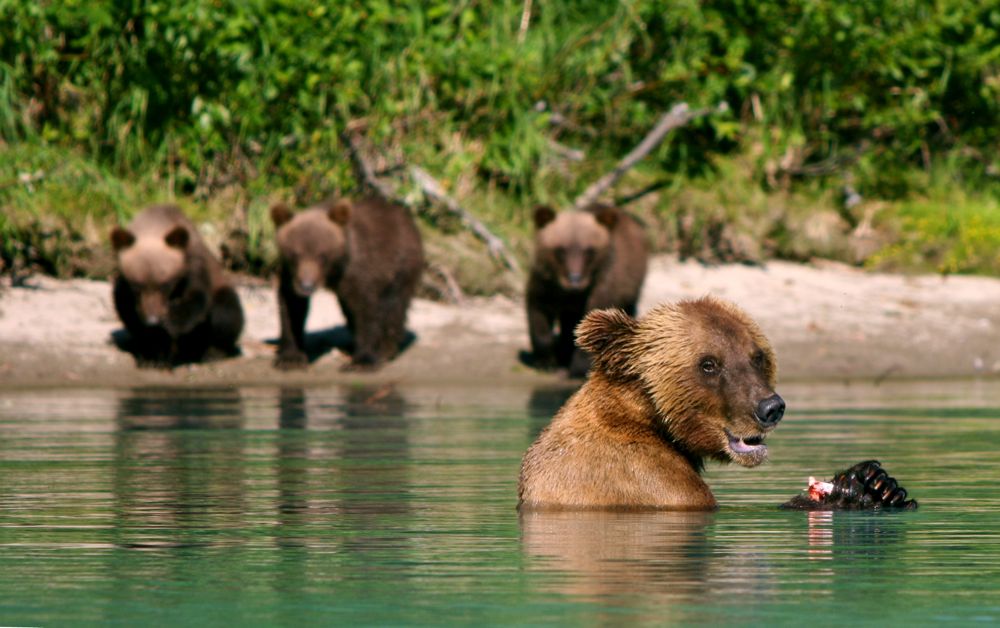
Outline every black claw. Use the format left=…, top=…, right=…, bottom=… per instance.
left=781, top=460, right=918, bottom=511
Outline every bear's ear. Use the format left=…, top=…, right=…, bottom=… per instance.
left=327, top=199, right=351, bottom=225
left=533, top=205, right=556, bottom=229
left=593, top=205, right=618, bottom=230
left=576, top=308, right=639, bottom=377
left=110, top=228, right=135, bottom=252
left=270, top=202, right=294, bottom=227
left=164, top=226, right=189, bottom=250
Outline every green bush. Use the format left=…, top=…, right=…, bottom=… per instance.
left=1, top=1, right=999, bottom=279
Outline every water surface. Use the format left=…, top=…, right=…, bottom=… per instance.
left=1, top=381, right=999, bottom=625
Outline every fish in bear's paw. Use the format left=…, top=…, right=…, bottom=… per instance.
left=781, top=460, right=917, bottom=510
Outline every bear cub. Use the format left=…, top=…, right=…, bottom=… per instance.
left=110, top=204, right=244, bottom=367
left=518, top=297, right=785, bottom=510
left=271, top=195, right=424, bottom=370
left=527, top=203, right=647, bottom=378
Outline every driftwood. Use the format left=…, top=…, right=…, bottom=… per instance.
left=410, top=166, right=522, bottom=275
left=344, top=130, right=523, bottom=277
left=423, top=262, right=466, bottom=305
left=571, top=101, right=727, bottom=210
left=343, top=131, right=400, bottom=201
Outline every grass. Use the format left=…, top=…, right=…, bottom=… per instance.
left=4, top=134, right=1000, bottom=292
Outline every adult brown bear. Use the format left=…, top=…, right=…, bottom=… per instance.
left=518, top=297, right=785, bottom=510
left=526, top=204, right=647, bottom=378
left=270, top=195, right=424, bottom=370
left=110, top=204, right=244, bottom=367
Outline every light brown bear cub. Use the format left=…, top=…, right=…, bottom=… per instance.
left=527, top=204, right=647, bottom=378
left=271, top=195, right=424, bottom=370
left=518, top=296, right=785, bottom=510
left=111, top=204, right=244, bottom=367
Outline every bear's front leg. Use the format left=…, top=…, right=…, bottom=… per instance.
left=527, top=302, right=559, bottom=370
left=131, top=326, right=175, bottom=368
left=275, top=277, right=310, bottom=369
left=342, top=304, right=384, bottom=371
left=208, top=286, right=245, bottom=357
left=567, top=348, right=592, bottom=379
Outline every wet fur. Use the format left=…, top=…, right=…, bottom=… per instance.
left=111, top=204, right=244, bottom=367
left=518, top=297, right=781, bottom=510
left=272, top=195, right=424, bottom=370
left=526, top=204, right=648, bottom=377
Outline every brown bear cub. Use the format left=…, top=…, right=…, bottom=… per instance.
left=526, top=204, right=648, bottom=378
left=518, top=296, right=785, bottom=510
left=270, top=195, right=424, bottom=370
left=110, top=204, right=244, bottom=367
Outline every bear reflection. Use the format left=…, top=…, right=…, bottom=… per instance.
left=520, top=510, right=745, bottom=603
left=112, top=387, right=247, bottom=548
left=273, top=385, right=412, bottom=520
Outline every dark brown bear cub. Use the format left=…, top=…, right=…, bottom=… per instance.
left=518, top=296, right=785, bottom=510
left=271, top=195, right=424, bottom=370
left=526, top=204, right=647, bottom=378
left=110, top=204, right=244, bottom=367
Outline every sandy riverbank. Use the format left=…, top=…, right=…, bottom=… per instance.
left=1, top=255, right=999, bottom=389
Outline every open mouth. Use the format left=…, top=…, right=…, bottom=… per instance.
left=726, top=430, right=767, bottom=455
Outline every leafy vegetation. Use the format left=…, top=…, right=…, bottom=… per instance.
left=2, top=0, right=999, bottom=284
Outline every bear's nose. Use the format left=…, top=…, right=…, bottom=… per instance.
left=756, top=394, right=785, bottom=427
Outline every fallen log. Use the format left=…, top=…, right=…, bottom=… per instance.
left=571, top=101, right=727, bottom=210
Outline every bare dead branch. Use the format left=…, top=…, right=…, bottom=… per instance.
left=410, top=166, right=522, bottom=276
left=423, top=262, right=466, bottom=305
left=571, top=101, right=727, bottom=210
left=343, top=131, right=399, bottom=201
left=518, top=0, right=533, bottom=43
left=342, top=130, right=523, bottom=278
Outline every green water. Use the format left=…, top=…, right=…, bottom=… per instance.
left=1, top=382, right=999, bottom=625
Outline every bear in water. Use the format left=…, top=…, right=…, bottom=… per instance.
left=271, top=195, right=424, bottom=370
left=110, top=204, right=244, bottom=367
left=526, top=204, right=647, bottom=378
left=518, top=296, right=785, bottom=510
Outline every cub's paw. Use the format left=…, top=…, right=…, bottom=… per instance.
left=341, top=352, right=383, bottom=372
left=135, top=355, right=173, bottom=370
left=274, top=350, right=309, bottom=370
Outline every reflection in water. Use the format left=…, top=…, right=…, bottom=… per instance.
left=1, top=384, right=999, bottom=625
left=112, top=388, right=248, bottom=550
left=520, top=509, right=779, bottom=611
left=526, top=385, right=577, bottom=440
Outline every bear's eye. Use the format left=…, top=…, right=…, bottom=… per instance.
left=752, top=350, right=767, bottom=370
left=553, top=247, right=566, bottom=261
left=700, top=358, right=720, bottom=375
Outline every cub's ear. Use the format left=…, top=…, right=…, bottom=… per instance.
left=327, top=199, right=351, bottom=225
left=593, top=205, right=619, bottom=230
left=164, top=226, right=189, bottom=250
left=576, top=308, right=639, bottom=378
left=270, top=202, right=294, bottom=227
left=110, top=228, right=136, bottom=252
left=533, top=205, right=556, bottom=229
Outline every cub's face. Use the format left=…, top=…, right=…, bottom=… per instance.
left=111, top=225, right=189, bottom=327
left=577, top=298, right=784, bottom=468
left=533, top=206, right=616, bottom=292
left=271, top=201, right=350, bottom=297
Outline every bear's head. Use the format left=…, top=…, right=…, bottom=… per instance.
left=533, top=205, right=618, bottom=292
left=111, top=224, right=190, bottom=326
left=271, top=200, right=350, bottom=297
left=576, top=297, right=784, bottom=468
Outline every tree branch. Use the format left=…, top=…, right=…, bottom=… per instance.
left=343, top=129, right=523, bottom=277
left=410, top=166, right=522, bottom=276
left=343, top=131, right=400, bottom=201
left=571, top=101, right=727, bottom=210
